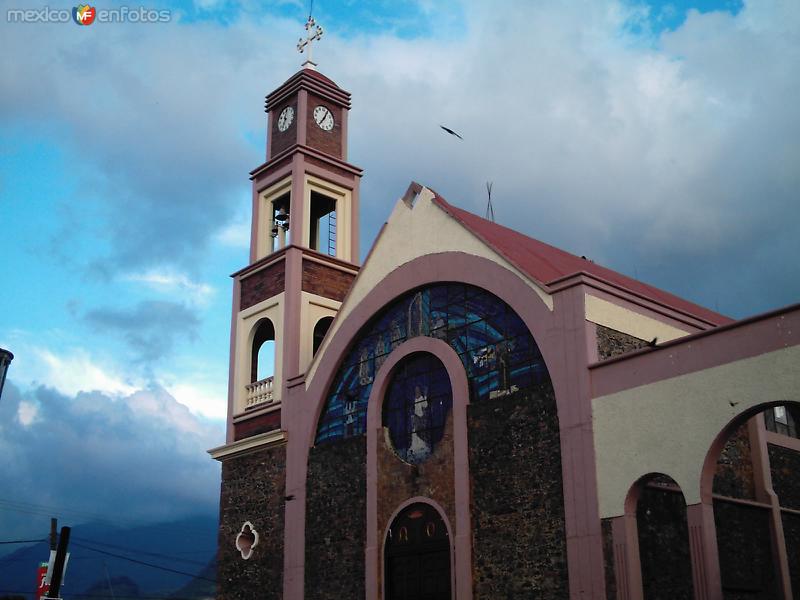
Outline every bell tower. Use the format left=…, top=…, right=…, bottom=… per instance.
left=224, top=37, right=362, bottom=443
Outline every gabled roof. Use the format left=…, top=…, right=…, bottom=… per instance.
left=430, top=190, right=732, bottom=327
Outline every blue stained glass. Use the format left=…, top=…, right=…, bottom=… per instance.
left=315, top=284, right=551, bottom=444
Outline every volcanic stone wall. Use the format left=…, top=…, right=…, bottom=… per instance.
left=217, top=445, right=286, bottom=600
left=467, top=385, right=569, bottom=599
left=714, top=500, right=777, bottom=599
left=596, top=325, right=649, bottom=360
left=636, top=484, right=693, bottom=600
left=601, top=518, right=617, bottom=600
left=713, top=423, right=755, bottom=499
left=305, top=436, right=367, bottom=600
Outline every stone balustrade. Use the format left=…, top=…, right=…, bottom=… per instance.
left=245, top=376, right=275, bottom=408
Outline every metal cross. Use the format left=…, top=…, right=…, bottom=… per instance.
left=297, top=16, right=324, bottom=69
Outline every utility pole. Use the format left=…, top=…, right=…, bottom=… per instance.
left=45, top=526, right=71, bottom=600
left=50, top=518, right=57, bottom=551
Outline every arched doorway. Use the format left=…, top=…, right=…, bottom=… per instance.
left=385, top=502, right=451, bottom=600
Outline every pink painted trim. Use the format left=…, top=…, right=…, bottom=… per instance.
left=686, top=502, right=722, bottom=600
left=226, top=277, right=241, bottom=443
left=252, top=160, right=293, bottom=194
left=282, top=247, right=303, bottom=383
left=350, top=177, right=360, bottom=263
left=610, top=515, right=643, bottom=600
left=590, top=306, right=800, bottom=398
left=765, top=429, right=800, bottom=452
left=251, top=143, right=363, bottom=179
left=364, top=338, right=472, bottom=600
left=250, top=185, right=260, bottom=264
left=378, top=497, right=455, bottom=600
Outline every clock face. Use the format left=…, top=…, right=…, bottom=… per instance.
left=313, top=105, right=335, bottom=131
left=277, top=106, right=294, bottom=132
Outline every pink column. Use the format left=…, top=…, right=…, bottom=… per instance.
left=610, top=515, right=643, bottom=600
left=686, top=502, right=722, bottom=600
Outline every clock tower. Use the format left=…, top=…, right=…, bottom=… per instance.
left=222, top=61, right=362, bottom=445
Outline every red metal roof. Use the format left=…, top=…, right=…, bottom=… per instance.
left=431, top=192, right=732, bottom=326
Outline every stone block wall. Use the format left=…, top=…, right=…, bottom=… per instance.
left=305, top=436, right=366, bottom=600
left=636, top=485, right=692, bottom=600
left=596, top=325, right=649, bottom=361
left=713, top=422, right=755, bottom=500
left=468, top=385, right=569, bottom=599
left=768, top=443, right=800, bottom=510
left=218, top=445, right=286, bottom=600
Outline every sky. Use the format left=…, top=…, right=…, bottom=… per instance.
left=0, top=0, right=798, bottom=549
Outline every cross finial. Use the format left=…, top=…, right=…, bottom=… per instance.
left=297, top=16, right=324, bottom=70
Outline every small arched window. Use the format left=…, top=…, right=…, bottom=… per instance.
left=313, top=316, right=334, bottom=357
left=251, top=318, right=276, bottom=383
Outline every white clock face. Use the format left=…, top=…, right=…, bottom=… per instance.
left=313, top=105, right=335, bottom=131
left=277, top=106, right=294, bottom=132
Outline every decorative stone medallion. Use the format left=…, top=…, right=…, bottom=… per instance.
left=235, top=521, right=259, bottom=560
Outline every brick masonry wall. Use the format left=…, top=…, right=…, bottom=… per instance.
left=270, top=99, right=298, bottom=158
left=781, top=512, right=800, bottom=600
left=596, top=324, right=649, bottom=360
left=218, top=445, right=286, bottom=600
left=636, top=486, right=693, bottom=600
left=601, top=518, right=617, bottom=600
left=302, top=259, right=355, bottom=302
left=713, top=422, right=755, bottom=499
left=377, top=415, right=455, bottom=593
left=306, top=93, right=343, bottom=158
left=714, top=500, right=777, bottom=599
left=768, top=443, right=800, bottom=510
left=468, top=385, right=569, bottom=599
left=234, top=410, right=281, bottom=441
left=241, top=260, right=285, bottom=311
left=305, top=436, right=366, bottom=600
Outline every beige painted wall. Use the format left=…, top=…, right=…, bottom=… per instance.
left=585, top=294, right=692, bottom=343
left=234, top=292, right=285, bottom=414
left=299, top=291, right=341, bottom=374
left=305, top=186, right=554, bottom=385
left=593, top=344, right=800, bottom=517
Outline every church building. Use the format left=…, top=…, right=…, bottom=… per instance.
left=209, top=34, right=800, bottom=600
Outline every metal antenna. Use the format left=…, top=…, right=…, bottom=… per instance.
left=485, top=182, right=495, bottom=222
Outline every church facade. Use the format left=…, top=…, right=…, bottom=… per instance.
left=209, top=64, right=800, bottom=600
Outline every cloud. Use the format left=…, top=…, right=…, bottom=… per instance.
left=0, top=381, right=223, bottom=542
left=123, top=269, right=215, bottom=305
left=1, top=0, right=797, bottom=322
left=31, top=346, right=137, bottom=397
left=84, top=301, right=201, bottom=365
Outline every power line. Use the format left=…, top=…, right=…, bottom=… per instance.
left=0, top=538, right=45, bottom=544
left=71, top=536, right=211, bottom=566
left=70, top=541, right=216, bottom=583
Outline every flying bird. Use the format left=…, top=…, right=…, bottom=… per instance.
left=440, top=125, right=463, bottom=140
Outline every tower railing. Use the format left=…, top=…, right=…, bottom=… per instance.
left=245, top=376, right=275, bottom=408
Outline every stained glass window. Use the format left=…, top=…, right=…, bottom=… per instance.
left=315, top=284, right=551, bottom=444
left=383, top=353, right=453, bottom=464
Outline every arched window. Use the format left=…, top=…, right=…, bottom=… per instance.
left=385, top=503, right=451, bottom=600
left=315, top=283, right=551, bottom=444
left=382, top=353, right=453, bottom=464
left=251, top=318, right=275, bottom=383
left=313, top=316, right=334, bottom=357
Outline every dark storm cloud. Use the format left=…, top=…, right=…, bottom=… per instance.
left=84, top=301, right=200, bottom=364
left=1, top=1, right=798, bottom=317
left=0, top=381, right=222, bottom=544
